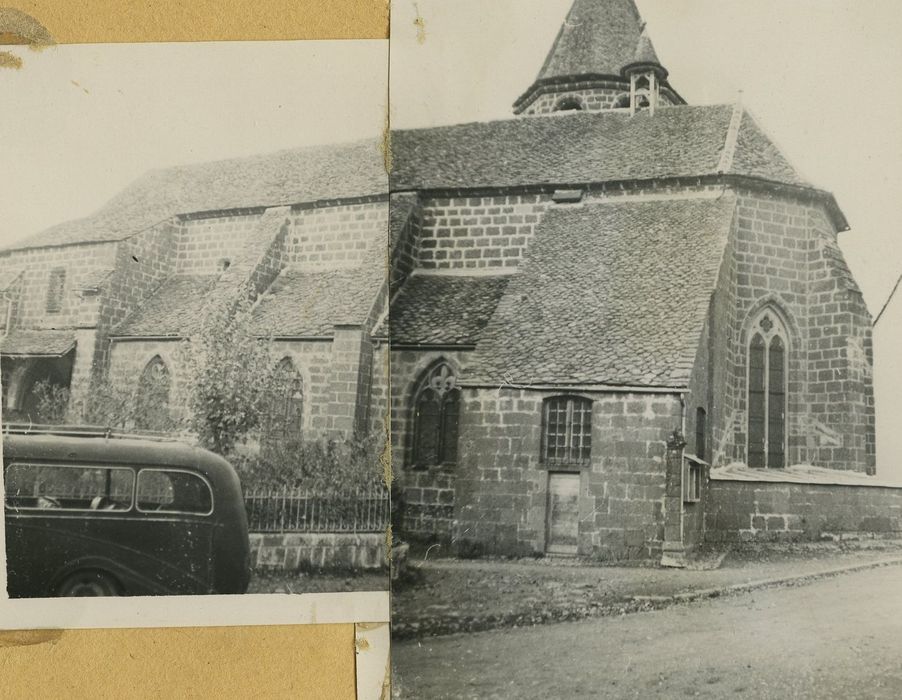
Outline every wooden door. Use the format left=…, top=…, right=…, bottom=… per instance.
left=545, top=472, right=580, bottom=555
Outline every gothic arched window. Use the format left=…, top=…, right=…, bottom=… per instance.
left=265, top=357, right=304, bottom=444
left=135, top=355, right=171, bottom=431
left=412, top=362, right=460, bottom=468
left=747, top=310, right=788, bottom=468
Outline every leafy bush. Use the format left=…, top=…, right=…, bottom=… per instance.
left=233, top=431, right=386, bottom=494
left=176, top=291, right=277, bottom=455
left=29, top=380, right=70, bottom=423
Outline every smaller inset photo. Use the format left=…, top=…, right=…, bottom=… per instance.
left=0, top=39, right=390, bottom=615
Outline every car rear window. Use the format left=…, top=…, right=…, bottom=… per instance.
left=136, top=469, right=213, bottom=515
left=4, top=464, right=135, bottom=512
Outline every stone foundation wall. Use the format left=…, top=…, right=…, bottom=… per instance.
left=706, top=479, right=902, bottom=542
left=399, top=469, right=456, bottom=542
left=249, top=532, right=386, bottom=571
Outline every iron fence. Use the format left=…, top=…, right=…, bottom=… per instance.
left=243, top=485, right=389, bottom=533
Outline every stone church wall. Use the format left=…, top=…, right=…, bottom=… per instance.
left=175, top=213, right=264, bottom=275
left=5, top=241, right=118, bottom=329
left=706, top=188, right=875, bottom=473
left=287, top=199, right=388, bottom=271
left=451, top=388, right=681, bottom=560
left=390, top=348, right=472, bottom=541
left=416, top=194, right=551, bottom=271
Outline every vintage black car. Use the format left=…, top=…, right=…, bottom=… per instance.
left=2, top=424, right=250, bottom=597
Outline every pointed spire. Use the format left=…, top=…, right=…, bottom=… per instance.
left=512, top=0, right=683, bottom=115
left=536, top=0, right=645, bottom=81
left=621, top=25, right=668, bottom=80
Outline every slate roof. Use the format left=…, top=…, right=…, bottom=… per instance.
left=536, top=0, right=645, bottom=81
left=391, top=105, right=810, bottom=193
left=463, top=194, right=737, bottom=387
left=389, top=274, right=511, bottom=345
left=0, top=330, right=76, bottom=357
left=6, top=139, right=386, bottom=252
left=114, top=275, right=219, bottom=337
left=249, top=264, right=385, bottom=337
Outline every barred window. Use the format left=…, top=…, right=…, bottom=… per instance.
left=265, top=357, right=304, bottom=444
left=747, top=310, right=788, bottom=469
left=135, top=355, right=171, bottom=431
left=412, top=362, right=460, bottom=468
left=542, top=396, right=592, bottom=466
left=45, top=268, right=66, bottom=314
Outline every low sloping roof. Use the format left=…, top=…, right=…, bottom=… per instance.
left=6, top=139, right=386, bottom=252
left=391, top=106, right=809, bottom=192
left=463, top=193, right=737, bottom=387
left=114, top=275, right=218, bottom=337
left=249, top=265, right=385, bottom=337
left=389, top=274, right=511, bottom=345
left=0, top=330, right=76, bottom=357
left=712, top=463, right=902, bottom=488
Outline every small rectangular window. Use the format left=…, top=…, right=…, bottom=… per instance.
left=45, top=268, right=66, bottom=314
left=137, top=469, right=213, bottom=515
left=542, top=396, right=592, bottom=466
left=4, top=463, right=134, bottom=511
left=684, top=458, right=702, bottom=503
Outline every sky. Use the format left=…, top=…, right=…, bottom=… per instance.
left=2, top=3, right=899, bottom=314
left=0, top=40, right=388, bottom=248
left=390, top=0, right=902, bottom=318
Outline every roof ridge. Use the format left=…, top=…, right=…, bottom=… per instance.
left=717, top=101, right=745, bottom=174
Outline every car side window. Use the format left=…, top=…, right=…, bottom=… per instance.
left=136, top=469, right=213, bottom=515
left=4, top=464, right=134, bottom=511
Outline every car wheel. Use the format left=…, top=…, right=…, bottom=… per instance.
left=56, top=570, right=122, bottom=597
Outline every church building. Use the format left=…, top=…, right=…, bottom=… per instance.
left=0, top=143, right=390, bottom=442
left=388, top=0, right=877, bottom=561
left=1, top=0, right=888, bottom=563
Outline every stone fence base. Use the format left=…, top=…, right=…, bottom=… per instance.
left=249, top=532, right=387, bottom=571
left=706, top=467, right=902, bottom=543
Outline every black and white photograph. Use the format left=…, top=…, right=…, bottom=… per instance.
left=0, top=38, right=391, bottom=626
left=388, top=1, right=902, bottom=698
left=5, top=0, right=902, bottom=696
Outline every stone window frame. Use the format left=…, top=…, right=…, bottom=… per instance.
left=541, top=395, right=593, bottom=467
left=135, top=354, right=172, bottom=431
left=410, top=360, right=461, bottom=470
left=553, top=95, right=586, bottom=112
left=264, top=356, right=305, bottom=445
left=45, top=267, right=66, bottom=314
left=746, top=307, right=789, bottom=469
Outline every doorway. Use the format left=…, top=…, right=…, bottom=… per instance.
left=545, top=472, right=580, bottom=555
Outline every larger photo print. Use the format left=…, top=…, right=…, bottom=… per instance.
left=0, top=39, right=390, bottom=622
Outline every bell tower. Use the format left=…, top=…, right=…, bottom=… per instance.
left=621, top=26, right=668, bottom=115
left=512, top=0, right=684, bottom=116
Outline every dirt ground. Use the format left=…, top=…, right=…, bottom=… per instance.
left=391, top=540, right=902, bottom=638
left=248, top=569, right=389, bottom=594
left=393, top=564, right=902, bottom=699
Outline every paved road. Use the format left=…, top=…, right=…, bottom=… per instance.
left=393, top=565, right=902, bottom=699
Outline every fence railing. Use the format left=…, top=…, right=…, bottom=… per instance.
left=243, top=485, right=389, bottom=534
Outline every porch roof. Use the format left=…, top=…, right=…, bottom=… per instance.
left=0, top=330, right=76, bottom=357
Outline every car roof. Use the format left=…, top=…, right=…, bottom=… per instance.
left=2, top=430, right=234, bottom=483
